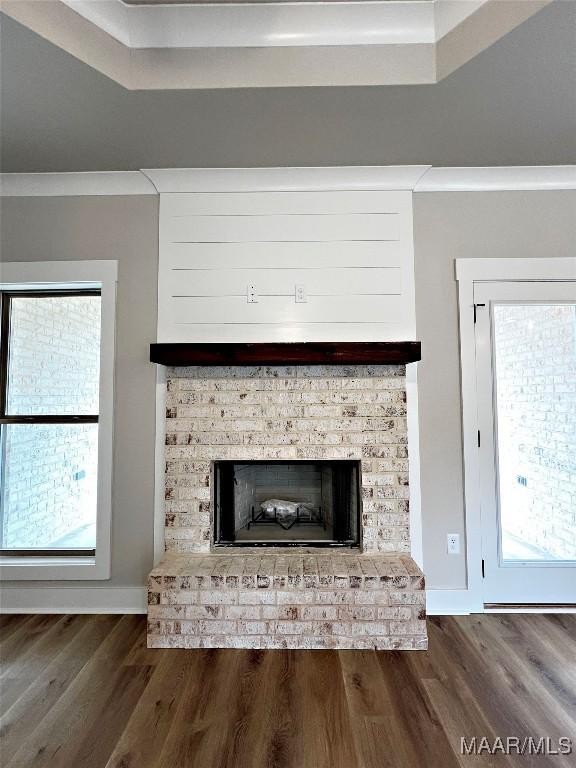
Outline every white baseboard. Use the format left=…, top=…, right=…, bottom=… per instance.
left=426, top=588, right=482, bottom=615
left=2, top=586, right=567, bottom=617
left=0, top=586, right=147, bottom=614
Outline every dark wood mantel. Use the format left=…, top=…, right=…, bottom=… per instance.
left=150, top=342, right=421, bottom=366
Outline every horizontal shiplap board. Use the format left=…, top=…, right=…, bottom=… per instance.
left=158, top=322, right=412, bottom=343
left=167, top=267, right=401, bottom=297
left=164, top=190, right=411, bottom=216
left=167, top=213, right=400, bottom=244
left=172, top=294, right=404, bottom=325
left=166, top=241, right=404, bottom=270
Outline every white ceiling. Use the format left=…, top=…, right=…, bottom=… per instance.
left=1, top=0, right=552, bottom=88
left=122, top=0, right=434, bottom=3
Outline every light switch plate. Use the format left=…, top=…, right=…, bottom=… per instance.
left=247, top=284, right=258, bottom=303
left=295, top=284, right=307, bottom=303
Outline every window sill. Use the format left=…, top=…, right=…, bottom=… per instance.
left=0, top=555, right=110, bottom=581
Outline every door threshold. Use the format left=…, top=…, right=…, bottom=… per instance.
left=484, top=603, right=576, bottom=613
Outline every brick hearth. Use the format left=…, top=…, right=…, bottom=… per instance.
left=148, top=551, right=426, bottom=650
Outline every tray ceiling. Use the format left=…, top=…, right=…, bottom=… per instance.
left=1, top=0, right=551, bottom=88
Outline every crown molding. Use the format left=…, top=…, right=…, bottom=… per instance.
left=455, top=256, right=576, bottom=283
left=140, top=166, right=432, bottom=193
left=414, top=166, right=576, bottom=192
left=0, top=171, right=157, bottom=197
left=2, top=167, right=575, bottom=198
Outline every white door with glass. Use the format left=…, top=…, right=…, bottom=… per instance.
left=474, top=281, right=576, bottom=604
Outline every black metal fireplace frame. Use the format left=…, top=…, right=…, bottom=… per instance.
left=213, top=459, right=361, bottom=548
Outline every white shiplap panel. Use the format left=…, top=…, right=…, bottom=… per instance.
left=172, top=294, right=404, bottom=325
left=167, top=213, right=400, bottom=243
left=165, top=190, right=409, bottom=216
left=167, top=267, right=401, bottom=297
left=157, top=179, right=416, bottom=343
left=165, top=241, right=404, bottom=270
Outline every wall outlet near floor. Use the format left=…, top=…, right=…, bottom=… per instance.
left=447, top=533, right=460, bottom=555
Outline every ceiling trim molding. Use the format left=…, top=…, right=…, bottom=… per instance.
left=140, top=166, right=433, bottom=193
left=130, top=43, right=435, bottom=89
left=2, top=167, right=575, bottom=198
left=64, top=0, right=437, bottom=49
left=414, top=166, right=576, bottom=192
left=436, top=0, right=553, bottom=82
left=1, top=0, right=132, bottom=88
left=0, top=171, right=158, bottom=197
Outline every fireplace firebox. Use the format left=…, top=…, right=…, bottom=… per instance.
left=213, top=460, right=360, bottom=547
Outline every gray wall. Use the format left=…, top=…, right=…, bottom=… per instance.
left=413, top=190, right=576, bottom=589
left=0, top=195, right=159, bottom=589
left=1, top=0, right=575, bottom=173
left=3, top=191, right=574, bottom=593
left=1, top=0, right=575, bottom=593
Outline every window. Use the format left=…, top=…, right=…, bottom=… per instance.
left=0, top=261, right=116, bottom=580
left=0, top=291, right=101, bottom=555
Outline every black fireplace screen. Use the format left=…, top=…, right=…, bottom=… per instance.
left=213, top=460, right=360, bottom=547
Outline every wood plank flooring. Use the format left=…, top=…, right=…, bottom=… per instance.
left=0, top=614, right=574, bottom=768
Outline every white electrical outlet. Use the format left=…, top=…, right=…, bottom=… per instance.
left=247, top=284, right=258, bottom=303
left=447, top=533, right=460, bottom=555
left=295, top=284, right=307, bottom=303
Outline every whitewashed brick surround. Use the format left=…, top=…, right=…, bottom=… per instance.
left=164, top=364, right=409, bottom=553
left=151, top=363, right=427, bottom=650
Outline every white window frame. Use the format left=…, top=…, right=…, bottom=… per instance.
left=456, top=257, right=576, bottom=612
left=0, top=260, right=117, bottom=580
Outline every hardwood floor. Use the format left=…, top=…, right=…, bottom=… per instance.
left=1, top=613, right=574, bottom=767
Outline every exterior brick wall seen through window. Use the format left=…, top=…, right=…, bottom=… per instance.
left=1, top=296, right=100, bottom=549
left=494, top=304, right=576, bottom=561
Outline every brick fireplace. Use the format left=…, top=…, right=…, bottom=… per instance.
left=148, top=355, right=427, bottom=650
